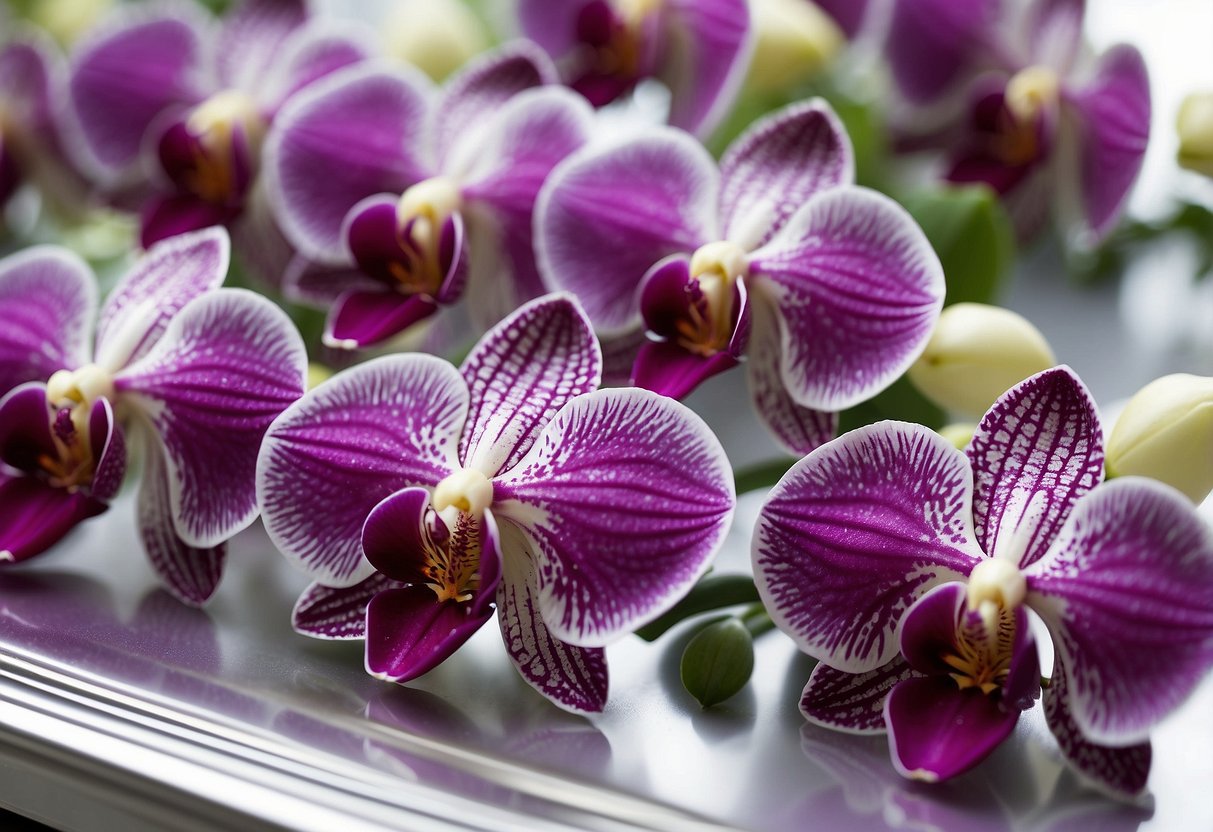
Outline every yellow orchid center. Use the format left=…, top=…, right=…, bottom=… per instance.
left=1005, top=66, right=1061, bottom=125
left=432, top=468, right=493, bottom=516
left=391, top=176, right=463, bottom=295
left=180, top=90, right=266, bottom=204
left=943, top=602, right=1019, bottom=696
left=420, top=509, right=483, bottom=603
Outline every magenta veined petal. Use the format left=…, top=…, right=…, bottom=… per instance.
left=884, top=675, right=1019, bottom=783
left=1028, top=0, right=1086, bottom=74
left=494, top=387, right=734, bottom=646
left=257, top=17, right=377, bottom=112
left=967, top=366, right=1104, bottom=570
left=658, top=0, right=752, bottom=138
left=885, top=0, right=994, bottom=106
left=292, top=572, right=404, bottom=641
left=87, top=396, right=126, bottom=503
left=516, top=0, right=586, bottom=57
left=0, top=475, right=107, bottom=565
left=459, top=294, right=602, bottom=476
left=434, top=40, right=557, bottom=172
left=749, top=187, right=945, bottom=413
left=1066, top=44, right=1151, bottom=244
left=214, top=0, right=306, bottom=93
left=94, top=226, right=231, bottom=371
left=116, top=289, right=307, bottom=548
left=1025, top=477, right=1213, bottom=746
left=257, top=354, right=467, bottom=587
left=68, top=1, right=210, bottom=177
left=536, top=129, right=719, bottom=333
left=800, top=657, right=918, bottom=735
left=632, top=340, right=739, bottom=401
left=0, top=246, right=96, bottom=395
left=1042, top=654, right=1152, bottom=800
left=753, top=422, right=982, bottom=673
left=138, top=434, right=226, bottom=607
left=265, top=64, right=436, bottom=263
left=496, top=518, right=609, bottom=713
left=325, top=290, right=441, bottom=351
left=718, top=100, right=854, bottom=251
left=139, top=193, right=240, bottom=249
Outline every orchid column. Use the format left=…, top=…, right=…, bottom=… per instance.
left=258, top=294, right=735, bottom=712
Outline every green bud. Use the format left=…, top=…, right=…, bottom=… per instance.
left=743, top=0, right=844, bottom=95
left=680, top=618, right=755, bottom=708
left=1106, top=374, right=1213, bottom=504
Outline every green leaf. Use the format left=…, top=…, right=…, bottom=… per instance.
left=838, top=372, right=946, bottom=433
left=634, top=574, right=760, bottom=641
left=734, top=456, right=799, bottom=494
left=904, top=184, right=1015, bottom=307
left=680, top=618, right=755, bottom=708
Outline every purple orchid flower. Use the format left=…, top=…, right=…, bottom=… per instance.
left=265, top=42, right=595, bottom=348
left=753, top=366, right=1213, bottom=797
left=0, top=227, right=307, bottom=605
left=66, top=0, right=372, bottom=278
left=885, top=0, right=1150, bottom=243
left=257, top=294, right=735, bottom=712
left=537, top=100, right=944, bottom=455
left=0, top=24, right=89, bottom=223
left=516, top=0, right=752, bottom=137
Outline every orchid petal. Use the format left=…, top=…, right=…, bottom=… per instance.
left=87, top=397, right=126, bottom=503
left=753, top=422, right=982, bottom=673
left=745, top=297, right=837, bottom=456
left=258, top=18, right=375, bottom=111
left=215, top=0, right=305, bottom=92
left=138, top=434, right=225, bottom=607
left=517, top=0, right=586, bottom=56
left=1068, top=45, right=1151, bottom=243
left=719, top=101, right=853, bottom=250
left=292, top=572, right=403, bottom=641
left=0, top=383, right=56, bottom=475
left=94, top=227, right=230, bottom=370
left=325, top=290, right=440, bottom=351
left=435, top=40, right=557, bottom=172
left=885, top=0, right=994, bottom=105
left=800, top=657, right=917, bottom=734
left=365, top=585, right=494, bottom=682
left=750, top=188, right=944, bottom=412
left=282, top=255, right=380, bottom=308
left=68, top=1, right=209, bottom=176
left=257, top=354, right=467, bottom=586
left=116, top=289, right=307, bottom=548
left=1029, top=0, right=1086, bottom=74
left=885, top=675, right=1019, bottom=782
left=815, top=0, right=871, bottom=38
left=495, top=387, right=733, bottom=646
left=632, top=340, right=738, bottom=401
left=659, top=0, right=752, bottom=138
left=266, top=64, right=435, bottom=262
left=459, top=295, right=601, bottom=476
left=140, top=193, right=239, bottom=248
left=496, top=517, right=608, bottom=713
left=536, top=130, right=718, bottom=332
left=0, top=246, right=95, bottom=394
left=0, top=32, right=56, bottom=133
left=0, top=476, right=106, bottom=565
left=1025, top=477, right=1213, bottom=745
left=1042, top=654, right=1151, bottom=799
left=967, top=367, right=1103, bottom=569
left=897, top=582, right=967, bottom=676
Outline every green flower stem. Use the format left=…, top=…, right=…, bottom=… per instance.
left=634, top=574, right=761, bottom=641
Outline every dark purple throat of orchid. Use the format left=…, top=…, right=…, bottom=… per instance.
left=948, top=559, right=1035, bottom=703
left=38, top=365, right=115, bottom=493
left=568, top=0, right=660, bottom=107
left=421, top=470, right=495, bottom=603
left=158, top=91, right=266, bottom=211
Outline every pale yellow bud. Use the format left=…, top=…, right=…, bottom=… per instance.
left=1177, top=92, right=1213, bottom=178
left=29, top=0, right=113, bottom=46
left=384, top=0, right=489, bottom=82
left=938, top=422, right=977, bottom=451
left=743, top=0, right=845, bottom=96
left=306, top=363, right=333, bottom=391
left=1106, top=374, right=1213, bottom=504
left=908, top=304, right=1057, bottom=418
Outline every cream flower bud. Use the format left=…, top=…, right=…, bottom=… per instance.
left=29, top=0, right=113, bottom=46
left=908, top=304, right=1057, bottom=418
left=384, top=0, right=489, bottom=82
left=1177, top=91, right=1213, bottom=177
left=1106, top=374, right=1213, bottom=504
left=937, top=423, right=977, bottom=451
left=743, top=0, right=845, bottom=96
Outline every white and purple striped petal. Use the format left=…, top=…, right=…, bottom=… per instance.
left=215, top=0, right=306, bottom=93
left=138, top=434, right=226, bottom=607
left=800, top=658, right=918, bottom=735
left=718, top=101, right=853, bottom=250
left=753, top=423, right=983, bottom=673
left=658, top=0, right=752, bottom=138
left=1025, top=477, right=1213, bottom=745
left=1028, top=0, right=1086, bottom=74
left=459, top=295, right=601, bottom=476
left=115, top=289, right=307, bottom=548
left=496, top=517, right=609, bottom=713
left=885, top=0, right=995, bottom=106
left=94, top=227, right=230, bottom=370
left=967, top=367, right=1103, bottom=569
left=292, top=573, right=404, bottom=641
left=0, top=246, right=96, bottom=394
left=256, top=18, right=376, bottom=112
left=68, top=0, right=210, bottom=178
left=495, top=388, right=734, bottom=646
left=266, top=64, right=436, bottom=262
left=1066, top=45, right=1151, bottom=243
left=536, top=130, right=719, bottom=332
left=1042, top=655, right=1152, bottom=800
left=749, top=188, right=945, bottom=412
left=257, top=355, right=467, bottom=586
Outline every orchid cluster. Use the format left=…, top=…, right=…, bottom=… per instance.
left=0, top=0, right=1209, bottom=803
